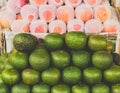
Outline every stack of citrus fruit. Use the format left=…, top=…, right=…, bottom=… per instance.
left=0, top=32, right=120, bottom=93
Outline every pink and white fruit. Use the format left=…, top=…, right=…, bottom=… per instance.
left=29, top=0, right=47, bottom=7
left=84, top=0, right=102, bottom=7
left=103, top=19, right=120, bottom=33
left=11, top=20, right=29, bottom=32
left=0, top=9, right=16, bottom=28
left=85, top=19, right=103, bottom=33
left=30, top=20, right=47, bottom=33
left=48, top=0, right=64, bottom=7
left=20, top=5, right=39, bottom=23
left=57, top=5, right=74, bottom=23
left=39, top=5, right=57, bottom=23
left=67, top=19, right=84, bottom=32
left=64, top=0, right=82, bottom=7
left=75, top=4, right=93, bottom=22
left=7, top=0, right=27, bottom=14
left=49, top=20, right=66, bottom=34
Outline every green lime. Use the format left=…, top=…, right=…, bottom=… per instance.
left=83, top=67, right=102, bottom=84
left=44, top=33, right=64, bottom=50
left=72, top=84, right=90, bottom=93
left=92, top=84, right=110, bottom=93
left=92, top=51, right=113, bottom=70
left=0, top=83, right=8, bottom=93
left=51, top=84, right=70, bottom=93
left=88, top=35, right=107, bottom=51
left=62, top=66, right=82, bottom=84
left=41, top=68, right=60, bottom=85
left=32, top=84, right=50, bottom=93
left=72, top=50, right=90, bottom=69
left=112, top=84, right=120, bottom=93
left=65, top=31, right=87, bottom=50
left=11, top=84, right=30, bottom=93
left=22, top=68, right=40, bottom=85
left=2, top=69, right=20, bottom=85
left=51, top=50, right=70, bottom=69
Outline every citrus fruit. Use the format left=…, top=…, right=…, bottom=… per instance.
left=51, top=84, right=70, bottom=93
left=72, top=84, right=90, bottom=93
left=9, top=50, right=29, bottom=70
left=112, top=84, right=120, bottom=93
left=83, top=67, right=102, bottom=84
left=11, top=84, right=30, bottom=93
left=41, top=68, right=60, bottom=85
left=104, top=66, right=120, bottom=83
left=32, top=84, right=50, bottom=93
left=62, top=66, right=82, bottom=84
left=22, top=68, right=40, bottom=85
left=65, top=31, right=87, bottom=50
left=72, top=50, right=90, bottom=69
left=92, top=51, right=113, bottom=70
left=0, top=83, right=8, bottom=93
left=88, top=35, right=107, bottom=51
left=51, top=50, right=70, bottom=69
left=2, top=69, right=20, bottom=85
left=92, top=84, right=110, bottom=93
left=44, top=33, right=64, bottom=50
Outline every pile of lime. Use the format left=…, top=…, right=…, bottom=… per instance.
left=0, top=32, right=120, bottom=93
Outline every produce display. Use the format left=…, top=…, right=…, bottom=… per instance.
left=0, top=31, right=120, bottom=93
left=0, top=0, right=120, bottom=34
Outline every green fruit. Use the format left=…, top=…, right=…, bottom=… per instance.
left=44, top=33, right=64, bottom=50
left=11, top=84, right=30, bottom=93
left=0, top=75, right=3, bottom=84
left=88, top=35, right=107, bottom=51
left=112, top=84, right=120, bottom=93
left=0, top=83, right=8, bottom=93
left=92, top=84, right=110, bottom=93
left=62, top=66, right=82, bottom=84
left=113, top=53, right=120, bottom=66
left=104, top=66, right=120, bottom=83
left=92, top=51, right=113, bottom=70
left=2, top=69, right=20, bottom=85
left=32, top=84, right=50, bottom=93
left=9, top=51, right=29, bottom=70
left=29, top=49, right=50, bottom=71
left=107, top=41, right=115, bottom=52
left=72, top=50, right=90, bottom=69
left=41, top=68, right=60, bottom=85
left=65, top=32, right=87, bottom=50
left=72, top=84, right=90, bottom=93
left=13, top=33, right=38, bottom=52
left=22, top=68, right=40, bottom=85
left=83, top=67, right=102, bottom=84
left=51, top=50, right=70, bottom=69
left=51, top=84, right=70, bottom=93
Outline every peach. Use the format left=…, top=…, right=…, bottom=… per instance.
left=30, top=20, right=47, bottom=33
left=94, top=5, right=112, bottom=22
left=75, top=4, right=93, bottom=22
left=0, top=9, right=16, bottom=28
left=64, top=0, right=82, bottom=7
left=39, top=5, right=57, bottom=23
left=49, top=20, right=66, bottom=34
left=20, top=5, right=39, bottom=23
left=7, top=0, right=27, bottom=14
left=29, top=0, right=47, bottom=7
left=48, top=0, right=64, bottom=7
left=103, top=19, right=120, bottom=33
left=85, top=19, right=103, bottom=33
left=67, top=19, right=84, bottom=32
left=11, top=20, right=29, bottom=32
left=56, top=5, right=74, bottom=23
left=84, top=0, right=102, bottom=7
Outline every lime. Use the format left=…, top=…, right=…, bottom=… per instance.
left=62, top=66, right=82, bottom=84
left=51, top=50, right=70, bottom=69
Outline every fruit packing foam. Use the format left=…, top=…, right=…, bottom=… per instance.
left=0, top=0, right=119, bottom=34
